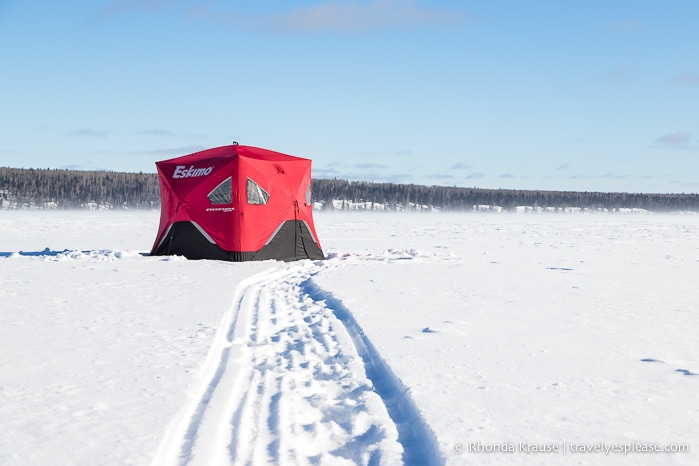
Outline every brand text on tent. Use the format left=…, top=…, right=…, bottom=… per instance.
left=173, top=165, right=214, bottom=179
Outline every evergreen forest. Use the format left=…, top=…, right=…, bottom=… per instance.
left=2, top=167, right=698, bottom=212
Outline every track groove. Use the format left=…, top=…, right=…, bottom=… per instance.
left=151, top=259, right=443, bottom=466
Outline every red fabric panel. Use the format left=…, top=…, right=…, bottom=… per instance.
left=150, top=144, right=321, bottom=256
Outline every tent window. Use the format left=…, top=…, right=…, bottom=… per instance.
left=306, top=182, right=312, bottom=205
left=208, top=177, right=232, bottom=204
left=246, top=178, right=270, bottom=205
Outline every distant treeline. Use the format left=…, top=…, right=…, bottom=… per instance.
left=1, top=167, right=698, bottom=212
left=312, top=179, right=699, bottom=212
left=0, top=167, right=159, bottom=209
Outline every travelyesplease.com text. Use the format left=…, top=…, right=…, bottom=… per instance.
left=454, top=441, right=690, bottom=455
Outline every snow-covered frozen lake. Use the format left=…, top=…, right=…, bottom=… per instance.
left=1, top=210, right=697, bottom=465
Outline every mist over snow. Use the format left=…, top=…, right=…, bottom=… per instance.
left=1, top=210, right=697, bottom=465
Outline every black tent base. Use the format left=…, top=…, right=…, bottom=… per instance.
left=152, top=221, right=325, bottom=262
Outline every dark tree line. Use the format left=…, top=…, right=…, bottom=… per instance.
left=0, top=167, right=159, bottom=209
left=1, top=167, right=698, bottom=212
left=311, top=179, right=699, bottom=212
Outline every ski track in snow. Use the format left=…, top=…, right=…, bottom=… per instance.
left=151, top=252, right=444, bottom=466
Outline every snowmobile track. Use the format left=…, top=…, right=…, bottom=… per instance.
left=152, top=260, right=443, bottom=466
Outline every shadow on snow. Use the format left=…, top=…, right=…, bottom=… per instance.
left=0, top=248, right=151, bottom=258
left=302, top=278, right=445, bottom=466
left=0, top=247, right=72, bottom=257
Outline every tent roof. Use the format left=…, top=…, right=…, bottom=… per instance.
left=157, top=144, right=310, bottom=165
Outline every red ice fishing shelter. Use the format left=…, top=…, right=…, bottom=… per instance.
left=150, top=144, right=324, bottom=261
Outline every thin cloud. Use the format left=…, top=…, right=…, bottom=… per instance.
left=313, top=167, right=342, bottom=177
left=89, top=0, right=470, bottom=34
left=465, top=172, right=484, bottom=180
left=557, top=163, right=570, bottom=170
left=427, top=173, right=453, bottom=179
left=316, top=163, right=413, bottom=183
left=569, top=172, right=630, bottom=180
left=93, top=146, right=205, bottom=157
left=654, top=132, right=694, bottom=150
left=603, top=172, right=630, bottom=180
left=143, top=145, right=206, bottom=156
left=273, top=0, right=469, bottom=33
left=450, top=162, right=472, bottom=170
left=669, top=72, right=699, bottom=88
left=136, top=129, right=174, bottom=137
left=497, top=173, right=530, bottom=179
left=355, top=163, right=388, bottom=170
left=68, top=128, right=108, bottom=138
left=186, top=0, right=471, bottom=34
left=90, top=0, right=181, bottom=22
left=608, top=19, right=644, bottom=33
left=676, top=180, right=699, bottom=188
left=602, top=66, right=634, bottom=85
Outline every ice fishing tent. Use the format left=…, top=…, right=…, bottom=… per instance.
left=150, top=144, right=324, bottom=261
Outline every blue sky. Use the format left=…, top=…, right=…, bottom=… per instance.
left=1, top=1, right=698, bottom=193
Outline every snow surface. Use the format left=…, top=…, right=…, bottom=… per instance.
left=1, top=210, right=697, bottom=465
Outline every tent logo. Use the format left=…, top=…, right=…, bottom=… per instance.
left=173, top=165, right=213, bottom=179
